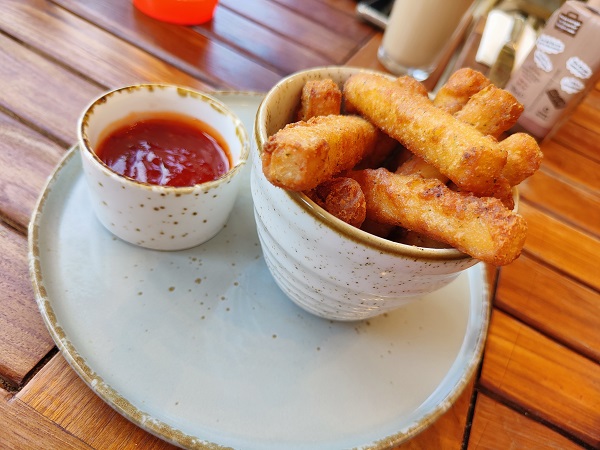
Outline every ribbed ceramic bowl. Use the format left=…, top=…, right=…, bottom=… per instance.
left=79, top=84, right=249, bottom=251
left=250, top=66, right=480, bottom=321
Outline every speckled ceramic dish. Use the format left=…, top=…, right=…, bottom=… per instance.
left=252, top=66, right=480, bottom=321
left=29, top=92, right=491, bottom=450
left=79, top=84, right=249, bottom=251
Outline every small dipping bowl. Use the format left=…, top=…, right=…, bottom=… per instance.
left=251, top=66, right=482, bottom=321
left=79, top=84, right=249, bottom=251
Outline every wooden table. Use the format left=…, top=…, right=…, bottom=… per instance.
left=1, top=1, right=598, bottom=448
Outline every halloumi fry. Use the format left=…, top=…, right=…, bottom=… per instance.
left=395, top=154, right=448, bottom=182
left=262, top=114, right=379, bottom=191
left=498, top=132, right=543, bottom=186
left=297, top=79, right=342, bottom=121
left=400, top=73, right=520, bottom=183
left=455, top=85, right=524, bottom=139
left=344, top=73, right=507, bottom=196
left=433, top=67, right=491, bottom=114
left=307, top=177, right=366, bottom=228
left=350, top=168, right=527, bottom=266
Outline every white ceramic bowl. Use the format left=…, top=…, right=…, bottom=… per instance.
left=251, top=66, right=480, bottom=321
left=79, top=84, right=249, bottom=251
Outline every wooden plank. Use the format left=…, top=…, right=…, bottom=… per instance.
left=0, top=112, right=65, bottom=230
left=518, top=169, right=600, bottom=237
left=1, top=0, right=212, bottom=91
left=1, top=386, right=92, bottom=450
left=218, top=0, right=366, bottom=63
left=519, top=201, right=600, bottom=291
left=18, top=355, right=177, bottom=449
left=569, top=88, right=600, bottom=133
left=396, top=379, right=474, bottom=449
left=52, top=0, right=282, bottom=91
left=0, top=224, right=54, bottom=389
left=196, top=6, right=331, bottom=73
left=0, top=33, right=102, bottom=145
left=468, top=394, right=583, bottom=449
left=496, top=255, right=600, bottom=362
left=480, top=310, right=600, bottom=447
left=539, top=139, right=600, bottom=193
left=345, top=33, right=385, bottom=70
left=551, top=121, right=600, bottom=164
left=255, top=0, right=375, bottom=42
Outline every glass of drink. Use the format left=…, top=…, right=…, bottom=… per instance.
left=378, top=0, right=476, bottom=81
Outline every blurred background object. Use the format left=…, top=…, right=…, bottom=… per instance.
left=133, top=0, right=219, bottom=25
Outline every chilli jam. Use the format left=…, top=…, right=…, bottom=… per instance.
left=96, top=113, right=231, bottom=187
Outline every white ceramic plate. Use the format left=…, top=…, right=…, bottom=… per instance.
left=29, top=92, right=490, bottom=450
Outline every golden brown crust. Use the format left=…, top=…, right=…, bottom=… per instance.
left=297, top=79, right=342, bottom=121
left=350, top=168, right=527, bottom=266
left=262, top=114, right=378, bottom=191
left=343, top=73, right=507, bottom=196
left=395, top=154, right=448, bottom=182
left=499, top=132, right=543, bottom=186
left=433, top=67, right=491, bottom=114
left=308, top=177, right=366, bottom=228
left=455, top=85, right=524, bottom=139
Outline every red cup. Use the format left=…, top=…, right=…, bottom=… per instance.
left=133, top=0, right=218, bottom=25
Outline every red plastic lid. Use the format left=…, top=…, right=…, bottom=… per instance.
left=133, top=0, right=218, bottom=25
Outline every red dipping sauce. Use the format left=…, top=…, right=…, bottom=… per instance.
left=96, top=113, right=231, bottom=187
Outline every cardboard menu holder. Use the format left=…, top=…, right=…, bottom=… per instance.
left=506, top=0, right=600, bottom=140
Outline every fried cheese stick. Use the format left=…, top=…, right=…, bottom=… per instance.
left=433, top=67, right=491, bottom=114
left=295, top=80, right=366, bottom=226
left=499, top=133, right=543, bottom=186
left=295, top=79, right=398, bottom=171
left=396, top=154, right=449, bottom=181
left=297, top=79, right=342, bottom=121
left=455, top=85, right=524, bottom=139
left=344, top=73, right=507, bottom=196
left=307, top=177, right=366, bottom=228
left=397, top=71, right=494, bottom=181
left=398, top=80, right=539, bottom=192
left=350, top=168, right=527, bottom=266
left=262, top=114, right=379, bottom=191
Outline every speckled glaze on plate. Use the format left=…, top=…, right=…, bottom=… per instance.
left=29, top=92, right=491, bottom=450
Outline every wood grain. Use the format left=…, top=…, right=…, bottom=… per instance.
left=518, top=169, right=600, bottom=237
left=0, top=112, right=65, bottom=230
left=0, top=224, right=54, bottom=389
left=1, top=0, right=213, bottom=92
left=197, top=6, right=331, bottom=73
left=519, top=201, right=600, bottom=291
left=269, top=0, right=374, bottom=38
left=1, top=386, right=91, bottom=450
left=18, top=355, right=177, bottom=449
left=496, top=255, right=600, bottom=362
left=395, top=380, right=474, bottom=450
left=219, top=0, right=374, bottom=63
left=540, top=139, right=600, bottom=193
left=480, top=310, right=600, bottom=447
left=0, top=32, right=101, bottom=145
left=568, top=88, right=600, bottom=134
left=468, top=394, right=583, bottom=449
left=52, top=0, right=282, bottom=91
